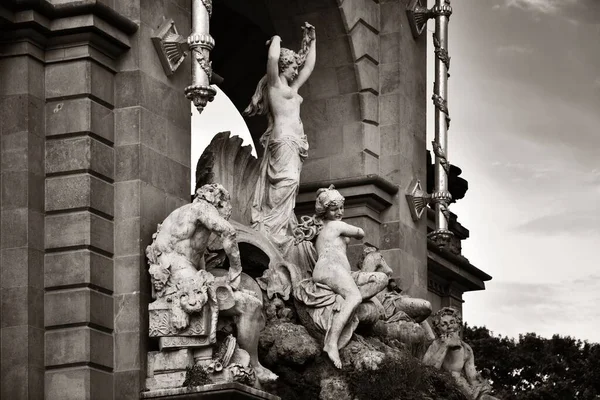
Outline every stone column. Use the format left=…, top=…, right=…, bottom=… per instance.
left=112, top=1, right=192, bottom=397
left=0, top=1, right=137, bottom=398
left=374, top=0, right=428, bottom=298
left=0, top=37, right=46, bottom=400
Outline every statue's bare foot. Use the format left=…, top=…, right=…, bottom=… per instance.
left=323, top=343, right=342, bottom=369
left=254, top=364, right=278, bottom=383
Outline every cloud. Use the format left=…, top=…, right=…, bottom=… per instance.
left=497, top=44, right=533, bottom=55
left=515, top=210, right=600, bottom=236
left=594, top=77, right=600, bottom=89
left=503, top=0, right=567, bottom=14
left=494, top=0, right=600, bottom=24
left=465, top=276, right=600, bottom=342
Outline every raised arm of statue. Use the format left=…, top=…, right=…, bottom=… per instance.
left=198, top=209, right=242, bottom=290
left=423, top=339, right=450, bottom=369
left=291, top=23, right=316, bottom=90
left=267, top=35, right=282, bottom=86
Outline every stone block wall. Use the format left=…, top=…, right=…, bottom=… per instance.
left=0, top=45, right=46, bottom=400
left=0, top=1, right=192, bottom=398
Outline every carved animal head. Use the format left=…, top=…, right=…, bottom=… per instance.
left=359, top=246, right=393, bottom=277
left=176, top=270, right=214, bottom=314
left=432, top=307, right=462, bottom=336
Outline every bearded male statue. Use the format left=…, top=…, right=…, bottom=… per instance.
left=146, top=183, right=277, bottom=383
left=423, top=307, right=499, bottom=400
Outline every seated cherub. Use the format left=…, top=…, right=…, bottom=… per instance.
left=423, top=307, right=499, bottom=400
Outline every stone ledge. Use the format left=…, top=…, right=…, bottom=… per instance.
left=297, top=174, right=398, bottom=223
left=141, top=382, right=280, bottom=400
left=427, top=243, right=491, bottom=293
left=0, top=4, right=135, bottom=64
left=2, top=0, right=138, bottom=35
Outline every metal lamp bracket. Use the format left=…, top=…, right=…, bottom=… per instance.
left=406, top=178, right=431, bottom=222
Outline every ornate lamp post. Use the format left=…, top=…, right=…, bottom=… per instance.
left=151, top=0, right=218, bottom=114
left=405, top=0, right=454, bottom=247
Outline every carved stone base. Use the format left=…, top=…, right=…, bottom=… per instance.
left=146, top=371, right=188, bottom=392
left=149, top=302, right=212, bottom=338
left=160, top=336, right=213, bottom=351
left=141, top=383, right=280, bottom=400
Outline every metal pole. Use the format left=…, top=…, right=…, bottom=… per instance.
left=429, top=0, right=453, bottom=246
left=185, top=0, right=216, bottom=114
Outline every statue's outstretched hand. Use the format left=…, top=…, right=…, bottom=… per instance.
left=302, top=22, right=316, bottom=40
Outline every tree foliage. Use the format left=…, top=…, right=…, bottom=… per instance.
left=463, top=324, right=600, bottom=399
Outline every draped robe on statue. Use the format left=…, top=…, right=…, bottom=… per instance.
left=251, top=134, right=308, bottom=237
left=250, top=133, right=316, bottom=277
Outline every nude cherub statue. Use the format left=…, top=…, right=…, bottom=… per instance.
left=423, top=307, right=499, bottom=400
left=244, top=22, right=316, bottom=242
left=294, top=186, right=389, bottom=368
left=146, top=183, right=277, bottom=382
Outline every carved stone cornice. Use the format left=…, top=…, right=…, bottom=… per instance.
left=2, top=0, right=137, bottom=34
left=427, top=239, right=491, bottom=293
left=0, top=1, right=137, bottom=62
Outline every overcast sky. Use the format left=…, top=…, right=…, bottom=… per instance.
left=192, top=0, right=600, bottom=343
left=439, top=0, right=600, bottom=343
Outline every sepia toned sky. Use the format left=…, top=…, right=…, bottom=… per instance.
left=438, top=0, right=600, bottom=343
left=192, top=0, right=600, bottom=343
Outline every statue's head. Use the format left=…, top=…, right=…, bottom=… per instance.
left=315, top=185, right=345, bottom=221
left=195, top=183, right=232, bottom=220
left=176, top=270, right=214, bottom=314
left=279, top=48, right=300, bottom=82
left=432, top=307, right=462, bottom=336
left=149, top=263, right=170, bottom=294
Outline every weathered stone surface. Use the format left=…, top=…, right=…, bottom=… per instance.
left=149, top=349, right=193, bottom=374
left=335, top=64, right=358, bottom=94
left=45, top=174, right=114, bottom=217
left=45, top=136, right=114, bottom=181
left=45, top=60, right=115, bottom=106
left=46, top=98, right=114, bottom=143
left=349, top=22, right=380, bottom=63
left=115, top=331, right=143, bottom=371
left=329, top=151, right=378, bottom=179
left=0, top=56, right=44, bottom=98
left=380, top=32, right=401, bottom=64
left=380, top=62, right=401, bottom=94
left=45, top=212, right=114, bottom=254
left=45, top=327, right=114, bottom=368
left=45, top=367, right=113, bottom=400
left=0, top=94, right=44, bottom=137
left=45, top=288, right=114, bottom=330
left=1, top=248, right=43, bottom=289
left=259, top=322, right=321, bottom=365
left=309, top=66, right=340, bottom=99
left=340, top=0, right=379, bottom=32
left=44, top=250, right=113, bottom=292
left=358, top=91, right=378, bottom=124
left=342, top=122, right=380, bottom=156
left=145, top=371, right=187, bottom=391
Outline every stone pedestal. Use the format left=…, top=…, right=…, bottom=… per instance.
left=141, top=383, right=280, bottom=400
